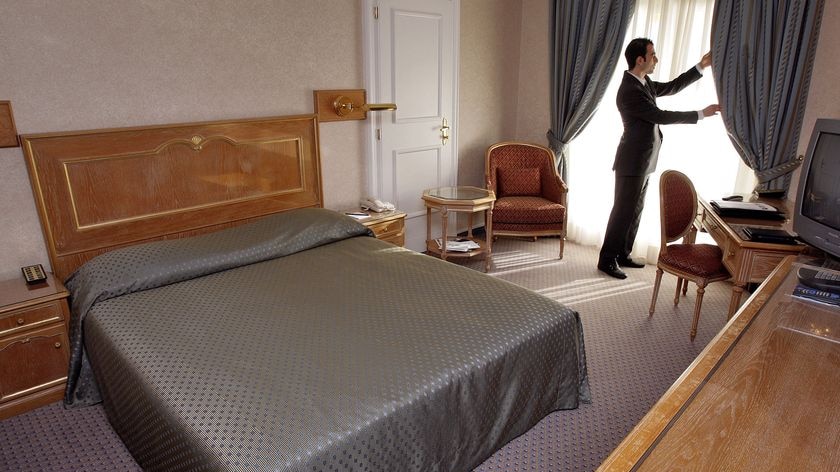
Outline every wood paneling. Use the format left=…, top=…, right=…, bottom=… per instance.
left=21, top=114, right=323, bottom=280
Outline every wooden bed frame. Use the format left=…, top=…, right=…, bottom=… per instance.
left=21, top=114, right=323, bottom=281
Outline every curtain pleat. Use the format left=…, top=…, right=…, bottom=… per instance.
left=547, top=0, right=636, bottom=182
left=712, top=0, right=825, bottom=191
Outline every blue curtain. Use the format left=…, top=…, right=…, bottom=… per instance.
left=712, top=0, right=825, bottom=192
left=547, top=0, right=636, bottom=182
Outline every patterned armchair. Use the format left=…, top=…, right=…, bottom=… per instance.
left=485, top=142, right=568, bottom=258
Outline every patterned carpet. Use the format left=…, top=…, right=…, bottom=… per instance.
left=0, top=238, right=733, bottom=472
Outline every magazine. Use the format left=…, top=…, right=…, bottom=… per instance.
left=791, top=283, right=840, bottom=307
left=435, top=238, right=480, bottom=252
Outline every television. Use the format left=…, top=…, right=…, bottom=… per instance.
left=793, top=118, right=840, bottom=261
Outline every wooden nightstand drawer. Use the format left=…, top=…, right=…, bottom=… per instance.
left=355, top=210, right=406, bottom=247
left=0, top=323, right=69, bottom=404
left=367, top=218, right=403, bottom=238
left=0, top=300, right=65, bottom=337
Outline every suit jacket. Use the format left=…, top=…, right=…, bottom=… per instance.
left=613, top=67, right=703, bottom=176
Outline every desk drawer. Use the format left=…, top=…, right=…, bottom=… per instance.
left=703, top=214, right=727, bottom=246
left=746, top=252, right=788, bottom=283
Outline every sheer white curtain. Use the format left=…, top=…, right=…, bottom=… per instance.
left=567, top=0, right=755, bottom=263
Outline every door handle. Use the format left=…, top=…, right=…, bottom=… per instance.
left=440, top=118, right=450, bottom=145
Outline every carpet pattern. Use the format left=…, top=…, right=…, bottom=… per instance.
left=0, top=239, right=733, bottom=472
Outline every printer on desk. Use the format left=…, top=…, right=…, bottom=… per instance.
left=710, top=200, right=786, bottom=220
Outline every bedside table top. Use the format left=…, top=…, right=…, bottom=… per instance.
left=342, top=209, right=406, bottom=224
left=0, top=272, right=68, bottom=312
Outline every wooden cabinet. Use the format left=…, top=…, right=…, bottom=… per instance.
left=357, top=210, right=406, bottom=247
left=0, top=273, right=70, bottom=420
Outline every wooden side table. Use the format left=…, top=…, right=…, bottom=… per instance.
left=0, top=272, right=71, bottom=420
left=422, top=186, right=496, bottom=272
left=352, top=210, right=407, bottom=247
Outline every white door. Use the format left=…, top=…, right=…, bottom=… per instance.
left=363, top=0, right=459, bottom=252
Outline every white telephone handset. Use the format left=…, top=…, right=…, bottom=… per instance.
left=360, top=196, right=395, bottom=213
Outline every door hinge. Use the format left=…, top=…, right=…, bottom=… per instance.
left=373, top=6, right=379, bottom=19
left=376, top=129, right=381, bottom=140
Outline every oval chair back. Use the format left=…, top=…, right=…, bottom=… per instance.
left=659, top=170, right=698, bottom=248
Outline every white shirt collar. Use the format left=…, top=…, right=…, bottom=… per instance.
left=626, top=70, right=647, bottom=85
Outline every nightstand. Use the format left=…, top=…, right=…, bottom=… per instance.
left=0, top=272, right=71, bottom=420
left=353, top=210, right=407, bottom=247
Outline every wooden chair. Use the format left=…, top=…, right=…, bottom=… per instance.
left=649, top=170, right=730, bottom=339
left=485, top=142, right=568, bottom=258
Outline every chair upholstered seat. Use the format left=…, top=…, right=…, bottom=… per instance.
left=493, top=196, right=566, bottom=224
left=486, top=142, right=568, bottom=258
left=658, top=244, right=728, bottom=278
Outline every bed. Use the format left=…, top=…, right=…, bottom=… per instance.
left=22, top=114, right=590, bottom=471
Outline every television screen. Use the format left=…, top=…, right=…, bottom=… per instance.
left=800, top=131, right=840, bottom=231
left=795, top=119, right=840, bottom=260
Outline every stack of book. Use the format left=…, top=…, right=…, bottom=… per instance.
left=792, top=265, right=840, bottom=307
left=710, top=200, right=785, bottom=220
left=792, top=285, right=840, bottom=307
left=435, top=238, right=480, bottom=252
left=743, top=226, right=798, bottom=245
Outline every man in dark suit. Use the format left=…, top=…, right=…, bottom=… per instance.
left=598, top=37, right=720, bottom=279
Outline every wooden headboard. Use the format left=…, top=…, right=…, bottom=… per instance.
left=22, top=114, right=323, bottom=281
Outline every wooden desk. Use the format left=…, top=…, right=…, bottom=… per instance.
left=598, top=255, right=840, bottom=471
left=696, top=197, right=807, bottom=317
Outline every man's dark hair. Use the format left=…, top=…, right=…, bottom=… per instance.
left=625, top=37, right=653, bottom=69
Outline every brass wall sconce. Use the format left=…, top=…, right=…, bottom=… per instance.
left=314, top=89, right=397, bottom=122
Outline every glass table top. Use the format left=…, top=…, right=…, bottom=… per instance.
left=424, top=186, right=491, bottom=201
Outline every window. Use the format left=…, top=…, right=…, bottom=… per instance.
left=567, top=0, right=755, bottom=261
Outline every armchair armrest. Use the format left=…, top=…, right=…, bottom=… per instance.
left=542, top=171, right=568, bottom=204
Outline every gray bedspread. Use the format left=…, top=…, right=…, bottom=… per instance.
left=67, top=208, right=590, bottom=471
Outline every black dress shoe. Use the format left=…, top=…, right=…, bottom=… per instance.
left=617, top=257, right=645, bottom=269
left=597, top=259, right=627, bottom=279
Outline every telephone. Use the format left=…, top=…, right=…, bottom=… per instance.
left=360, top=197, right=395, bottom=213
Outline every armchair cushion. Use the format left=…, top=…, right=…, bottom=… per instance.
left=494, top=196, right=565, bottom=225
left=497, top=167, right=542, bottom=197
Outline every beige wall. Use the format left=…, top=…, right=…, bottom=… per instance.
left=790, top=1, right=840, bottom=198
left=457, top=0, right=522, bottom=188
left=515, top=0, right=552, bottom=145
